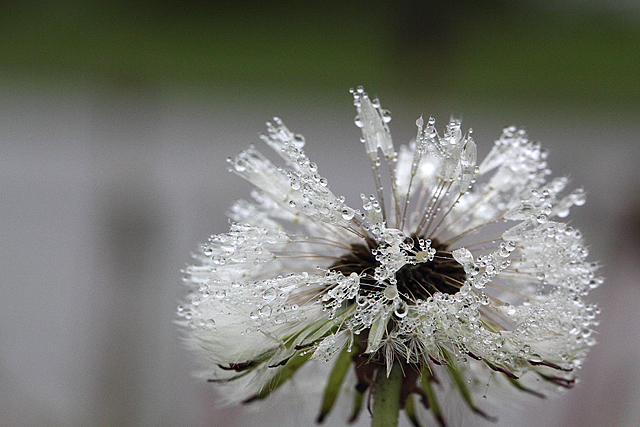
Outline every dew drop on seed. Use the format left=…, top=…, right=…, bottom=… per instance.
left=394, top=301, right=408, bottom=318
left=259, top=305, right=272, bottom=317
left=573, top=188, right=586, bottom=206
left=234, top=161, right=246, bottom=172
left=341, top=208, right=355, bottom=220
left=384, top=285, right=398, bottom=300
left=415, top=251, right=430, bottom=262
left=293, top=134, right=305, bottom=148
left=263, top=287, right=277, bottom=301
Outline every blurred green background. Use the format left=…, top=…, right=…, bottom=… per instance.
left=2, top=0, right=638, bottom=112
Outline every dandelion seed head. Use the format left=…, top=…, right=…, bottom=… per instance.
left=179, top=88, right=600, bottom=423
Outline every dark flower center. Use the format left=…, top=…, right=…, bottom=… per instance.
left=330, top=237, right=465, bottom=300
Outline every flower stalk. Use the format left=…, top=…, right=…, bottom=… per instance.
left=372, top=363, right=403, bottom=427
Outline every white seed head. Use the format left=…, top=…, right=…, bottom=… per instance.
left=179, top=88, right=600, bottom=423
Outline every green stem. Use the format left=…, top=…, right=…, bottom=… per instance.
left=372, top=364, right=403, bottom=427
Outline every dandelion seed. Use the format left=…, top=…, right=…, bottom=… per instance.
left=179, top=87, right=600, bottom=426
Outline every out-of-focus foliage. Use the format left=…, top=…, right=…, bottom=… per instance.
left=1, top=1, right=638, bottom=106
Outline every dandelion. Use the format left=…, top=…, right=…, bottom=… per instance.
left=178, top=87, right=600, bottom=426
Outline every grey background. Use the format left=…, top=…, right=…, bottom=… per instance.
left=1, top=1, right=639, bottom=426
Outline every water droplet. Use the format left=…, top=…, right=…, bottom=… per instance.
left=384, top=285, right=398, bottom=300
left=234, top=160, right=246, bottom=172
left=573, top=188, right=586, bottom=206
left=341, top=207, right=355, bottom=221
left=394, top=301, right=408, bottom=318
left=293, top=134, right=305, bottom=148
left=415, top=251, right=431, bottom=263
left=259, top=305, right=272, bottom=317
left=263, top=287, right=277, bottom=301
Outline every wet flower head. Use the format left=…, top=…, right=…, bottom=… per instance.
left=179, top=87, right=600, bottom=426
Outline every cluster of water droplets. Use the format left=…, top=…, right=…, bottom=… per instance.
left=266, top=117, right=355, bottom=227
left=504, top=176, right=586, bottom=226
left=498, top=292, right=600, bottom=370
left=177, top=303, right=216, bottom=331
left=505, top=220, right=600, bottom=295
left=181, top=267, right=331, bottom=354
left=452, top=241, right=517, bottom=293
left=202, top=223, right=289, bottom=266
left=228, top=147, right=293, bottom=206
left=312, top=329, right=354, bottom=362
left=370, top=226, right=411, bottom=287
left=480, top=126, right=550, bottom=191
left=360, top=193, right=383, bottom=224
left=427, top=124, right=557, bottom=239
left=392, top=121, right=438, bottom=203
left=351, top=86, right=394, bottom=162
left=228, top=118, right=355, bottom=228
left=227, top=195, right=285, bottom=230
left=321, top=271, right=360, bottom=315
left=415, top=117, right=478, bottom=192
